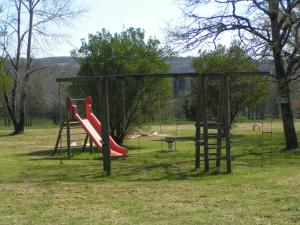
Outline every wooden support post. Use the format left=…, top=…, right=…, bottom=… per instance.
left=224, top=76, right=232, bottom=173
left=82, top=135, right=89, bottom=152
left=216, top=79, right=224, bottom=168
left=66, top=121, right=71, bottom=158
left=195, top=74, right=202, bottom=169
left=202, top=75, right=209, bottom=172
left=98, top=79, right=111, bottom=176
left=53, top=119, right=65, bottom=155
left=89, top=138, right=94, bottom=154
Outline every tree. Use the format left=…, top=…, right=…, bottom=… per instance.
left=71, top=28, right=171, bottom=144
left=189, top=43, right=268, bottom=123
left=170, top=0, right=300, bottom=149
left=0, top=59, right=10, bottom=122
left=0, top=0, right=83, bottom=134
left=0, top=61, right=11, bottom=95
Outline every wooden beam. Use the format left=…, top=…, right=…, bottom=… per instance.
left=89, top=137, right=93, bottom=154
left=56, top=71, right=271, bottom=83
left=81, top=135, right=89, bottom=152
left=52, top=119, right=65, bottom=155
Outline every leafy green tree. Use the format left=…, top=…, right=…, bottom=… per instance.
left=170, top=0, right=300, bottom=149
left=71, top=28, right=171, bottom=144
left=190, top=43, right=268, bottom=123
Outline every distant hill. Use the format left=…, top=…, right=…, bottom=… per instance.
left=31, top=55, right=271, bottom=104
left=4, top=56, right=275, bottom=120
left=34, top=56, right=196, bottom=74
left=35, top=56, right=78, bottom=67
left=35, top=56, right=269, bottom=75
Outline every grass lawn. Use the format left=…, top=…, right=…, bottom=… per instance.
left=0, top=121, right=300, bottom=224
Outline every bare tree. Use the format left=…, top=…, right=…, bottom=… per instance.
left=170, top=0, right=300, bottom=149
left=0, top=0, right=83, bottom=134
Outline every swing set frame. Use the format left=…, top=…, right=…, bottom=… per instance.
left=56, top=71, right=270, bottom=176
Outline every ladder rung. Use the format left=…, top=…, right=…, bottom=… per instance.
left=58, top=140, right=87, bottom=143
left=201, top=143, right=226, bottom=148
left=68, top=121, right=80, bottom=124
left=207, top=146, right=226, bottom=149
left=70, top=133, right=88, bottom=135
left=209, top=126, right=224, bottom=129
left=208, top=158, right=222, bottom=161
left=203, top=135, right=225, bottom=139
left=202, top=123, right=224, bottom=128
left=201, top=142, right=218, bottom=145
left=68, top=139, right=87, bottom=142
left=69, top=124, right=82, bottom=127
left=200, top=142, right=224, bottom=146
left=201, top=157, right=222, bottom=161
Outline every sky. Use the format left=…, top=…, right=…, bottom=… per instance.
left=47, top=0, right=183, bottom=57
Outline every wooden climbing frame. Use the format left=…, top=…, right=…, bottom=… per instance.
left=56, top=71, right=270, bottom=175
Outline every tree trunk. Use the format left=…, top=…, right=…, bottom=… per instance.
left=16, top=93, right=26, bottom=134
left=268, top=0, right=298, bottom=149
left=113, top=129, right=126, bottom=146
left=14, top=121, right=24, bottom=134
left=11, top=109, right=25, bottom=134
left=4, top=88, right=26, bottom=134
left=279, top=85, right=298, bottom=149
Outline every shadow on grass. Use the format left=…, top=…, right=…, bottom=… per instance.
left=15, top=142, right=299, bottom=183
left=18, top=145, right=146, bottom=159
left=18, top=149, right=53, bottom=157
left=0, top=131, right=16, bottom=137
left=123, top=145, right=147, bottom=151
left=14, top=147, right=233, bottom=183
left=231, top=134, right=248, bottom=139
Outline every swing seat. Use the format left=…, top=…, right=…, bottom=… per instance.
left=161, top=136, right=176, bottom=152
left=164, top=136, right=175, bottom=143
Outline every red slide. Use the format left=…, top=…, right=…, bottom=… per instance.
left=66, top=96, right=128, bottom=157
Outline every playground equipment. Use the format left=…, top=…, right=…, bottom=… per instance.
left=53, top=96, right=128, bottom=158
left=195, top=75, right=229, bottom=172
left=161, top=136, right=176, bottom=151
left=56, top=71, right=270, bottom=175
